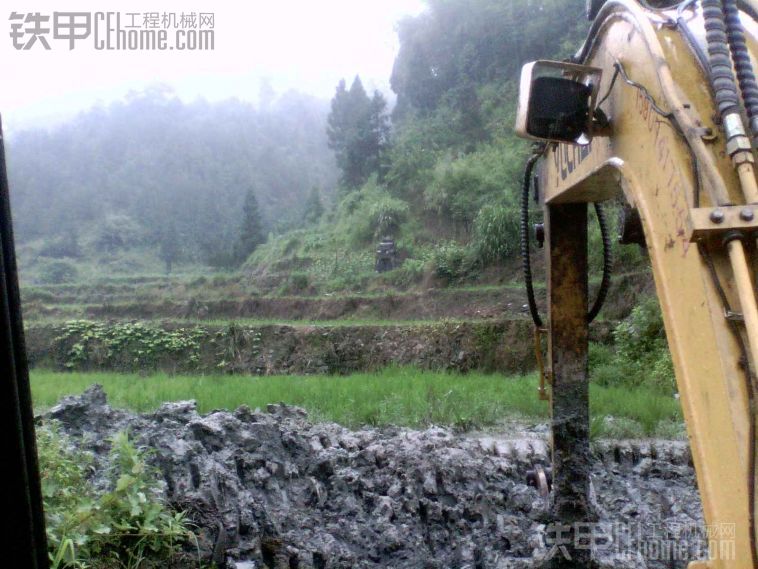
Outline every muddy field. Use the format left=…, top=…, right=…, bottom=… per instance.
left=42, top=386, right=705, bottom=569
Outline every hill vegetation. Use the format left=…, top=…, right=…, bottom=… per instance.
left=8, top=0, right=612, bottom=289
left=8, top=87, right=337, bottom=279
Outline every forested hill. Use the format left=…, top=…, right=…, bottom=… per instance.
left=246, top=0, right=594, bottom=292
left=7, top=87, right=337, bottom=267
left=10, top=0, right=598, bottom=286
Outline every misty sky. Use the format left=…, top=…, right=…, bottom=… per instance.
left=1, top=0, right=426, bottom=132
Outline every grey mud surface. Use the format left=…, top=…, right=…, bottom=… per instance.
left=41, top=386, right=707, bottom=569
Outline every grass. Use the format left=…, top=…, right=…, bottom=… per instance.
left=24, top=316, right=521, bottom=328
left=22, top=283, right=522, bottom=305
left=195, top=317, right=499, bottom=328
left=30, top=368, right=683, bottom=438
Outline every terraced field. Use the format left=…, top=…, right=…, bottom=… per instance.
left=22, top=271, right=651, bottom=375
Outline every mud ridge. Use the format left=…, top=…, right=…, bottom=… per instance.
left=41, top=386, right=705, bottom=569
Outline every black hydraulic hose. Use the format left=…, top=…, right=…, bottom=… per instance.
left=724, top=0, right=758, bottom=139
left=703, top=0, right=744, bottom=117
left=521, top=153, right=543, bottom=329
left=588, top=202, right=613, bottom=323
left=738, top=0, right=758, bottom=23
left=520, top=154, right=612, bottom=328
left=677, top=0, right=712, bottom=74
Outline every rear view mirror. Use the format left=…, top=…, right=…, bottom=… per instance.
left=515, top=60, right=602, bottom=145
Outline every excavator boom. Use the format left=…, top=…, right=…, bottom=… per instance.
left=518, top=1, right=758, bottom=567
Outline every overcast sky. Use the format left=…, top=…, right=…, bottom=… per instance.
left=0, top=0, right=426, bottom=132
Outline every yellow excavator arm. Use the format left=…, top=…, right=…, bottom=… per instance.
left=517, top=1, right=758, bottom=567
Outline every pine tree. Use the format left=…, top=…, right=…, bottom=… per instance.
left=327, top=76, right=390, bottom=189
left=302, top=187, right=325, bottom=224
left=235, top=189, right=265, bottom=264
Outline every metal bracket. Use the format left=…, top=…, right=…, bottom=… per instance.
left=687, top=206, right=758, bottom=241
left=534, top=327, right=551, bottom=401
left=725, top=309, right=745, bottom=322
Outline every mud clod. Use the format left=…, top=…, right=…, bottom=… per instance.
left=41, top=385, right=706, bottom=568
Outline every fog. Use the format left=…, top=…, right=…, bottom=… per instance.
left=0, top=0, right=425, bottom=132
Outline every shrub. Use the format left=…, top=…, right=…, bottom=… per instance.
left=431, top=241, right=476, bottom=283
left=91, top=214, right=145, bottom=253
left=473, top=204, right=520, bottom=266
left=37, top=260, right=79, bottom=285
left=54, top=320, right=205, bottom=371
left=336, top=179, right=410, bottom=246
left=39, top=233, right=81, bottom=259
left=287, top=272, right=309, bottom=294
left=376, top=258, right=427, bottom=289
left=424, top=141, right=524, bottom=234
left=38, top=423, right=193, bottom=568
left=425, top=155, right=495, bottom=230
left=590, top=298, right=675, bottom=393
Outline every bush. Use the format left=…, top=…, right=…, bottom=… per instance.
left=54, top=320, right=205, bottom=372
left=38, top=423, right=193, bottom=568
left=424, top=141, right=524, bottom=234
left=91, top=214, right=145, bottom=253
left=473, top=204, right=520, bottom=266
left=37, top=260, right=79, bottom=285
left=431, top=241, right=476, bottom=283
left=286, top=272, right=310, bottom=294
left=39, top=233, right=81, bottom=259
left=376, top=258, right=427, bottom=289
left=425, top=155, right=496, bottom=230
left=590, top=298, right=675, bottom=393
left=336, top=179, right=410, bottom=246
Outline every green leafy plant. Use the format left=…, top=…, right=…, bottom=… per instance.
left=473, top=204, right=520, bottom=266
left=54, top=320, right=206, bottom=371
left=590, top=298, right=675, bottom=393
left=376, top=258, right=427, bottom=289
left=335, top=179, right=410, bottom=246
left=431, top=241, right=476, bottom=283
left=216, top=323, right=263, bottom=372
left=38, top=423, right=194, bottom=568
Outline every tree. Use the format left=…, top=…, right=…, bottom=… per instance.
left=158, top=222, right=181, bottom=274
left=234, top=189, right=265, bottom=264
left=302, top=187, right=325, bottom=224
left=8, top=88, right=338, bottom=266
left=327, top=76, right=390, bottom=189
left=390, top=0, right=587, bottom=126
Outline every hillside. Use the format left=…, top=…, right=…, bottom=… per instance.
left=8, top=88, right=337, bottom=278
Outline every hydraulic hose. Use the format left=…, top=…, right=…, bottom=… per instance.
left=588, top=202, right=613, bottom=323
left=677, top=0, right=712, bottom=74
left=521, top=153, right=543, bottom=329
left=703, top=0, right=744, bottom=117
left=739, top=0, right=758, bottom=23
left=520, top=153, right=612, bottom=327
left=724, top=0, right=758, bottom=140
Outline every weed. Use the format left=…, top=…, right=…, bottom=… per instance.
left=38, top=423, right=194, bottom=568
left=53, top=320, right=206, bottom=371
